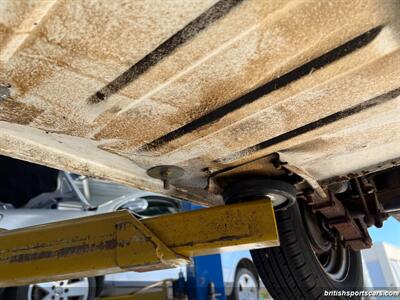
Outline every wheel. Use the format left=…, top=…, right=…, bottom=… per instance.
left=251, top=202, right=363, bottom=300
left=223, top=178, right=297, bottom=211
left=6, top=277, right=96, bottom=300
left=230, top=267, right=259, bottom=300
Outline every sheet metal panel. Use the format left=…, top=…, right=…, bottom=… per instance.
left=0, top=0, right=399, bottom=202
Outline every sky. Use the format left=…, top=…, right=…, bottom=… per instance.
left=369, top=216, right=400, bottom=247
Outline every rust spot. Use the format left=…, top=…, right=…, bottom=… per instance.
left=0, top=100, right=43, bottom=125
left=170, top=234, right=249, bottom=248
left=7, top=238, right=118, bottom=263
left=108, top=106, right=122, bottom=114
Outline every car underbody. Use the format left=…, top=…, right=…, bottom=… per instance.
left=1, top=0, right=400, bottom=244
left=1, top=0, right=400, bottom=298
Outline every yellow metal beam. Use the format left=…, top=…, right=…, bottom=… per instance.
left=143, top=199, right=278, bottom=257
left=0, top=199, right=278, bottom=287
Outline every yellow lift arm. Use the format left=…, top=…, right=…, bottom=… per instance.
left=0, top=199, right=278, bottom=287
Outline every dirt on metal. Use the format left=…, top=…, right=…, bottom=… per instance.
left=0, top=0, right=399, bottom=203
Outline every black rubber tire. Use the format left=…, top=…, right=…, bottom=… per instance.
left=5, top=277, right=96, bottom=300
left=250, top=203, right=363, bottom=300
left=223, top=178, right=297, bottom=210
left=230, top=267, right=259, bottom=300
left=95, top=276, right=105, bottom=297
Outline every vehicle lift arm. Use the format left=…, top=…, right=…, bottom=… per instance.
left=0, top=199, right=278, bottom=287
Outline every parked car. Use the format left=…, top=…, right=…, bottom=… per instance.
left=102, top=251, right=259, bottom=299
left=0, top=172, right=259, bottom=300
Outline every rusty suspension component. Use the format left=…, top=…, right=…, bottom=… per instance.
left=305, top=190, right=371, bottom=251
left=304, top=174, right=391, bottom=251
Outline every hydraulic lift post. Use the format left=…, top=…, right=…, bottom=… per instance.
left=186, top=254, right=226, bottom=300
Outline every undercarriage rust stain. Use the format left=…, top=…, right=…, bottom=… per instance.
left=87, top=0, right=243, bottom=104
left=217, top=86, right=400, bottom=164
left=139, top=26, right=382, bottom=152
left=0, top=0, right=399, bottom=204
left=93, top=0, right=395, bottom=154
left=0, top=100, right=43, bottom=125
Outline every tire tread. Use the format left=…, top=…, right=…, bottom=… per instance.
left=251, top=203, right=363, bottom=300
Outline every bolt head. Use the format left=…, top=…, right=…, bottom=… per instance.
left=147, top=165, right=184, bottom=181
left=147, top=165, right=184, bottom=190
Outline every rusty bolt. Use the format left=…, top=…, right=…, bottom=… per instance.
left=147, top=165, right=184, bottom=190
